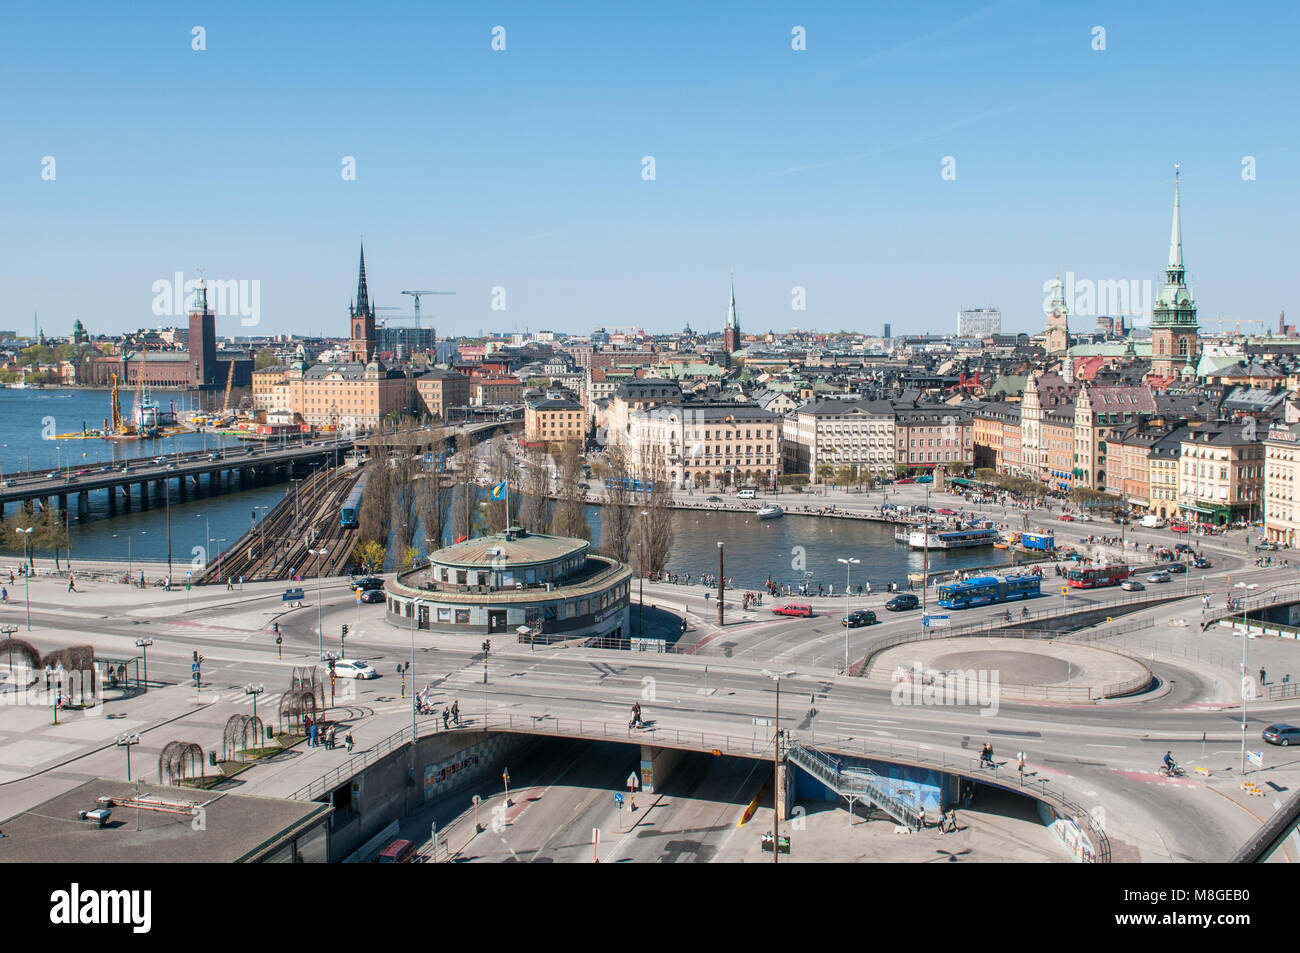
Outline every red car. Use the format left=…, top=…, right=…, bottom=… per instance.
left=937, top=508, right=957, bottom=515
left=1171, top=523, right=1190, bottom=533
left=772, top=604, right=813, bottom=617
left=897, top=478, right=915, bottom=484
left=1059, top=515, right=1075, bottom=522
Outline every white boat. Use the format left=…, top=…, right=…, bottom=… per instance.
left=909, top=526, right=999, bottom=550
left=133, top=391, right=160, bottom=429
left=756, top=504, right=784, bottom=519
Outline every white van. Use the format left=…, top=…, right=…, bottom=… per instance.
left=737, top=488, right=756, bottom=499
left=1140, top=514, right=1165, bottom=528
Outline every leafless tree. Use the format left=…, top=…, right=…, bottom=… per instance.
left=358, top=456, right=393, bottom=546
left=640, top=447, right=674, bottom=575
left=600, top=446, right=634, bottom=564
left=390, top=452, right=419, bottom=556
left=520, top=447, right=552, bottom=534
left=550, top=441, right=590, bottom=540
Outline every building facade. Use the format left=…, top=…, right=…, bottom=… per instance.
left=1265, top=422, right=1300, bottom=545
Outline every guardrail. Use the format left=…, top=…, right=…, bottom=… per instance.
left=287, top=710, right=1110, bottom=861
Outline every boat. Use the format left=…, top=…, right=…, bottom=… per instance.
left=756, top=504, right=784, bottom=519
left=908, top=526, right=1000, bottom=550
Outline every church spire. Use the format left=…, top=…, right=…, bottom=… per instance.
left=355, top=242, right=370, bottom=316
left=726, top=270, right=738, bottom=329
left=1169, top=164, right=1183, bottom=269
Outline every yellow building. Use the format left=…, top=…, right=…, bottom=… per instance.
left=525, top=394, right=585, bottom=445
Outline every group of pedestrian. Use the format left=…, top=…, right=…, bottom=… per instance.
left=439, top=699, right=461, bottom=730
left=630, top=702, right=643, bottom=730
left=978, top=743, right=995, bottom=768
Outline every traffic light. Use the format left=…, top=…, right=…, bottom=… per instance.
left=273, top=622, right=279, bottom=635
left=482, top=639, right=491, bottom=653
left=327, top=657, right=336, bottom=672
left=341, top=624, right=349, bottom=638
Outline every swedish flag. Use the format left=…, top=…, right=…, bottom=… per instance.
left=490, top=481, right=507, bottom=501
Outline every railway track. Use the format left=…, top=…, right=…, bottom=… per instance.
left=200, top=466, right=363, bottom=584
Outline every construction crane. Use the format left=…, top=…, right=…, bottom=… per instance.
left=401, top=289, right=455, bottom=341
left=110, top=373, right=127, bottom=435
left=221, top=358, right=235, bottom=418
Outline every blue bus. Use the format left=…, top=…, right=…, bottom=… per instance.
left=936, top=573, right=1042, bottom=609
left=340, top=476, right=367, bottom=528
left=604, top=477, right=654, bottom=494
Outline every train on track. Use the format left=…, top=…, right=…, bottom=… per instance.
left=340, top=474, right=367, bottom=529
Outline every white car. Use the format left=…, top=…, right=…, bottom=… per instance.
left=332, top=659, right=378, bottom=679
left=1075, top=513, right=1091, bottom=522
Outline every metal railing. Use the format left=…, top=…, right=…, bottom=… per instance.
left=286, top=711, right=1110, bottom=861
left=787, top=742, right=921, bottom=828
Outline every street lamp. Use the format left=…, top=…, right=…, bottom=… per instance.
left=253, top=505, right=270, bottom=559
left=1235, top=581, right=1259, bottom=775
left=15, top=527, right=33, bottom=631
left=111, top=530, right=146, bottom=578
left=115, top=732, right=142, bottom=780
left=196, top=514, right=211, bottom=566
left=761, top=668, right=795, bottom=864
left=134, top=637, right=152, bottom=693
left=638, top=509, right=649, bottom=636
left=308, top=548, right=330, bottom=660
left=244, top=683, right=265, bottom=749
left=837, top=557, right=860, bottom=673
left=716, top=541, right=724, bottom=627
left=409, top=598, right=423, bottom=741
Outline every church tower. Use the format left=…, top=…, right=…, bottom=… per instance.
left=348, top=243, right=377, bottom=363
left=722, top=272, right=741, bottom=355
left=1044, top=275, right=1069, bottom=355
left=1150, top=167, right=1199, bottom=377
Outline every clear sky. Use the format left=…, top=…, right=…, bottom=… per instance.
left=3, top=1, right=1296, bottom=340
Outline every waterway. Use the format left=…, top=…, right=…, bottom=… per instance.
left=6, top=389, right=1014, bottom=588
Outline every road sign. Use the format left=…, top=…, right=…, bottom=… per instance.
left=1061, top=586, right=1068, bottom=595
left=614, top=792, right=623, bottom=805
left=1248, top=750, right=1264, bottom=768
left=191, top=662, right=200, bottom=673
left=627, top=772, right=640, bottom=790
left=186, top=571, right=192, bottom=578
left=923, top=614, right=950, bottom=629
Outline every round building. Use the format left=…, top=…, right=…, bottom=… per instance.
left=385, top=527, right=632, bottom=641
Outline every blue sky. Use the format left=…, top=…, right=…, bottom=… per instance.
left=3, top=1, right=1296, bottom=339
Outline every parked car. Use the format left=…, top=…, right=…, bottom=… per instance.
left=349, top=576, right=385, bottom=591
left=841, top=610, right=877, bottom=628
left=772, top=604, right=813, bottom=618
left=332, top=659, right=378, bottom=679
left=885, top=593, right=920, bottom=611
left=1120, top=580, right=1145, bottom=592
left=1145, top=571, right=1171, bottom=584
left=359, top=589, right=385, bottom=604
left=376, top=839, right=416, bottom=863
left=1263, top=724, right=1300, bottom=747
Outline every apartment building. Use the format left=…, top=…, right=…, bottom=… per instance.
left=783, top=398, right=896, bottom=478
left=625, top=401, right=779, bottom=489
left=1178, top=426, right=1266, bottom=525
left=1264, top=422, right=1300, bottom=545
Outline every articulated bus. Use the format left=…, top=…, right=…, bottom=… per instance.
left=936, top=573, right=1042, bottom=609
left=1065, top=563, right=1131, bottom=589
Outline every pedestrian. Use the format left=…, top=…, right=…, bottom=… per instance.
left=442, top=709, right=449, bottom=730
left=452, top=700, right=460, bottom=725
left=345, top=732, right=354, bottom=753
left=917, top=807, right=926, bottom=831
left=1, top=587, right=6, bottom=603
left=327, top=726, right=336, bottom=750
left=1017, top=752, right=1025, bottom=777
left=834, top=757, right=842, bottom=781
left=310, top=721, right=319, bottom=747
left=67, top=576, right=76, bottom=592
left=1260, top=667, right=1266, bottom=686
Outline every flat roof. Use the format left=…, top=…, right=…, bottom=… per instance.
left=431, top=530, right=588, bottom=569
left=0, top=778, right=329, bottom=863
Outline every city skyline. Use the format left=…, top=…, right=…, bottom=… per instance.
left=4, top=2, right=1297, bottom=339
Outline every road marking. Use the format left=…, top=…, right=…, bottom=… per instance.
left=1086, top=744, right=1128, bottom=749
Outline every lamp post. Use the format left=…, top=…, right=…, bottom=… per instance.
left=837, top=557, right=860, bottom=673
left=134, top=637, right=152, bottom=693
left=638, top=509, right=649, bottom=636
left=716, top=541, right=724, bottom=627
left=115, top=732, right=141, bottom=780
left=409, top=598, right=423, bottom=741
left=1235, top=581, right=1258, bottom=775
left=761, top=668, right=795, bottom=864
left=253, top=505, right=270, bottom=558
left=15, top=527, right=33, bottom=631
left=244, top=683, right=265, bottom=748
left=214, top=537, right=226, bottom=584
left=308, top=548, right=329, bottom=660
left=196, top=515, right=210, bottom=567
left=1, top=624, right=16, bottom=674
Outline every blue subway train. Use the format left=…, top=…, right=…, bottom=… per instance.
left=340, top=475, right=367, bottom=528
left=936, top=573, right=1042, bottom=609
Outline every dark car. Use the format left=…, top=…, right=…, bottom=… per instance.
left=1163, top=562, right=1187, bottom=574
left=1193, top=557, right=1212, bottom=569
left=1263, top=724, right=1300, bottom=747
left=359, top=589, right=385, bottom=604
left=1174, top=543, right=1193, bottom=554
left=841, top=609, right=877, bottom=628
left=886, top=594, right=919, bottom=611
left=707, top=496, right=723, bottom=503
left=349, top=576, right=385, bottom=591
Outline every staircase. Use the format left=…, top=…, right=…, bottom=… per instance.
left=787, top=742, right=923, bottom=828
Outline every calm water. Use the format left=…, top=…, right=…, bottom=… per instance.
left=9, top=390, right=1013, bottom=585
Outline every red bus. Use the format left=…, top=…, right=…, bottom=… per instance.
left=1066, top=564, right=1131, bottom=589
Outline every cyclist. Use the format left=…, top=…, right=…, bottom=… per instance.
left=1162, top=750, right=1177, bottom=776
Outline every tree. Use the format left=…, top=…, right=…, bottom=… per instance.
left=254, top=349, right=280, bottom=370
left=390, top=452, right=419, bottom=557
left=816, top=464, right=834, bottom=487
left=550, top=441, right=590, bottom=540
left=419, top=433, right=452, bottom=551
left=600, top=446, right=634, bottom=564
left=640, top=447, right=674, bottom=576
left=352, top=540, right=387, bottom=574
left=483, top=436, right=520, bottom=534
left=520, top=447, right=552, bottom=534
left=358, top=457, right=393, bottom=547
